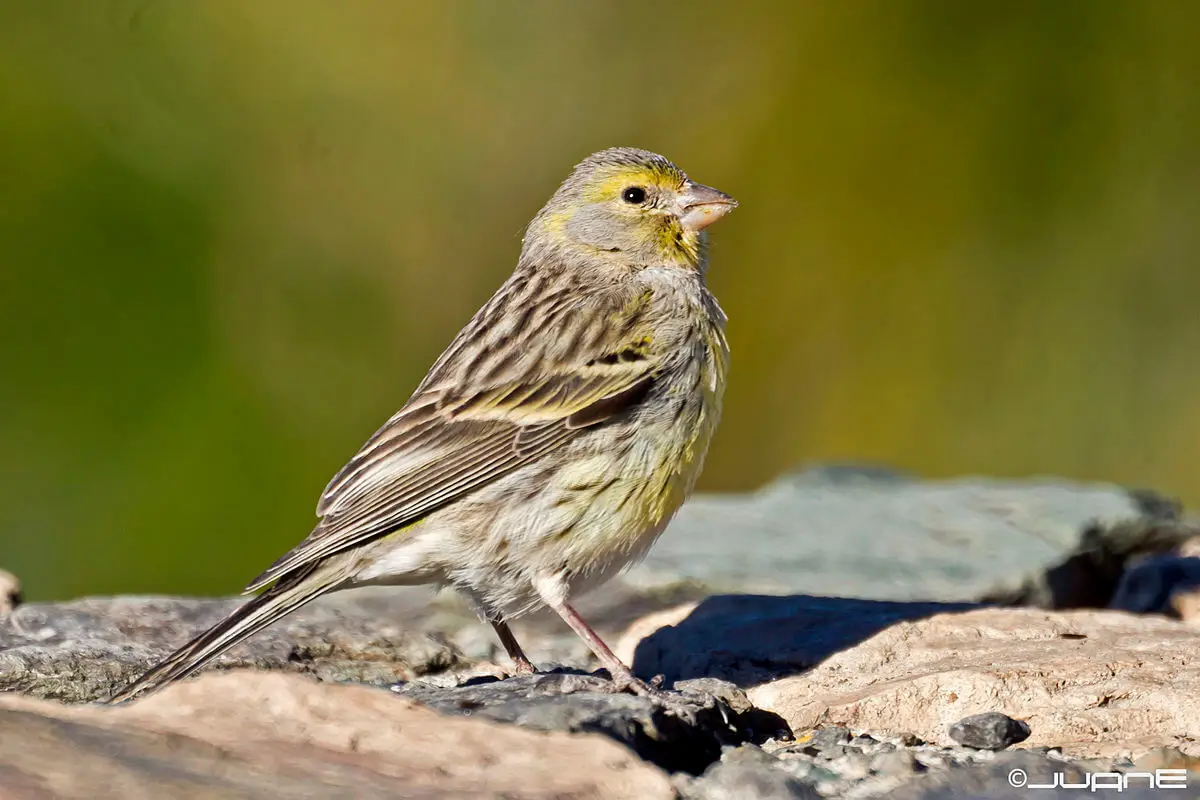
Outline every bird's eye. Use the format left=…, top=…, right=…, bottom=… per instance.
left=621, top=186, right=647, bottom=204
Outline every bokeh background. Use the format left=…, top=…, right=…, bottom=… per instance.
left=3, top=1, right=1198, bottom=601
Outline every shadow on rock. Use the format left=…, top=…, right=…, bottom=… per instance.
left=631, top=594, right=979, bottom=687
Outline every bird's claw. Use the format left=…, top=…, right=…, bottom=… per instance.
left=606, top=670, right=674, bottom=700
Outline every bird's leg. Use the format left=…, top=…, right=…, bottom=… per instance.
left=489, top=618, right=537, bottom=674
left=532, top=574, right=668, bottom=696
left=544, top=596, right=664, bottom=696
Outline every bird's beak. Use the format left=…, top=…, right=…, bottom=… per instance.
left=678, top=182, right=738, bottom=232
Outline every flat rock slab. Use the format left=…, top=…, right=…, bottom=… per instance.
left=748, top=607, right=1200, bottom=759
left=0, top=671, right=673, bottom=799
left=0, top=593, right=470, bottom=703
left=392, top=672, right=781, bottom=774
left=632, top=467, right=1175, bottom=600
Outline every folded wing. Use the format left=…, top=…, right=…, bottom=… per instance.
left=245, top=283, right=658, bottom=592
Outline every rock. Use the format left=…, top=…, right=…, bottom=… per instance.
left=825, top=750, right=870, bottom=781
left=391, top=671, right=774, bottom=774
left=629, top=593, right=978, bottom=685
left=675, top=677, right=757, bottom=714
left=1133, top=746, right=1200, bottom=772
left=0, top=570, right=20, bottom=615
left=674, top=677, right=796, bottom=743
left=627, top=466, right=1178, bottom=601
left=948, top=712, right=1031, bottom=750
left=748, top=607, right=1200, bottom=758
left=982, top=518, right=1200, bottom=610
left=746, top=728, right=1183, bottom=799
left=870, top=748, right=919, bottom=777
left=1109, top=552, right=1200, bottom=620
left=3, top=468, right=1193, bottom=797
left=892, top=748, right=1193, bottom=799
left=0, top=592, right=473, bottom=702
left=0, top=576, right=707, bottom=704
left=676, top=744, right=821, bottom=800
left=809, top=726, right=852, bottom=750
left=805, top=744, right=846, bottom=759
left=0, top=671, right=674, bottom=799
left=1172, top=587, right=1200, bottom=624
left=887, top=750, right=1111, bottom=800
left=779, top=730, right=1183, bottom=798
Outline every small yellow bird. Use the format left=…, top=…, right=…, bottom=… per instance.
left=111, top=146, right=737, bottom=703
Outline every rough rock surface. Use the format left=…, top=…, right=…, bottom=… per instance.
left=1109, top=549, right=1200, bottom=620
left=0, top=671, right=674, bottom=799
left=392, top=672, right=782, bottom=774
left=948, top=712, right=1031, bottom=750
left=683, top=732, right=1197, bottom=799
left=747, top=607, right=1200, bottom=758
left=884, top=750, right=1155, bottom=800
left=629, top=466, right=1179, bottom=600
left=0, top=593, right=472, bottom=702
left=677, top=744, right=822, bottom=799
left=2, top=469, right=1197, bottom=798
left=982, top=518, right=1200, bottom=611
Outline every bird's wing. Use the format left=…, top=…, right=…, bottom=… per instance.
left=244, top=282, right=658, bottom=592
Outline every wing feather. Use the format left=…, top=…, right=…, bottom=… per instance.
left=244, top=284, right=659, bottom=593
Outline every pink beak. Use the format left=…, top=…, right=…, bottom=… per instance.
left=678, top=182, right=738, bottom=232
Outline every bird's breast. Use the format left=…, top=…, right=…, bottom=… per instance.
left=632, top=309, right=728, bottom=526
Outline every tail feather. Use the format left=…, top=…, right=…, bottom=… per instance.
left=107, top=566, right=340, bottom=704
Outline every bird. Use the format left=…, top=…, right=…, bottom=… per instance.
left=109, top=146, right=737, bottom=703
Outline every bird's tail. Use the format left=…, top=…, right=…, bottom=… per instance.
left=107, top=565, right=343, bottom=704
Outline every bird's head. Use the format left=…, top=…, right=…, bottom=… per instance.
left=526, top=147, right=737, bottom=269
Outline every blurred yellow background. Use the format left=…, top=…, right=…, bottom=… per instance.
left=2, top=1, right=1197, bottom=601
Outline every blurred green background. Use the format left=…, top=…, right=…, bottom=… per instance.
left=2, top=1, right=1197, bottom=601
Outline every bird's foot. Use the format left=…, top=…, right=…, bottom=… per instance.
left=469, top=657, right=538, bottom=683
left=510, top=656, right=538, bottom=676
left=604, top=669, right=675, bottom=700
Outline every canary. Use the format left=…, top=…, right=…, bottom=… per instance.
left=111, top=147, right=737, bottom=702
